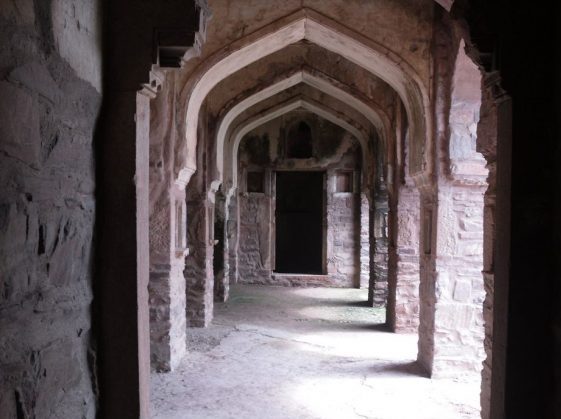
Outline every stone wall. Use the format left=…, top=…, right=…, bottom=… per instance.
left=234, top=111, right=361, bottom=287
left=0, top=1, right=102, bottom=417
left=238, top=193, right=273, bottom=283
left=325, top=185, right=361, bottom=287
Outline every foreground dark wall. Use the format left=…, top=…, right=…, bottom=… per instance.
left=0, top=1, right=102, bottom=417
left=501, top=5, right=560, bottom=419
left=465, top=1, right=561, bottom=418
left=96, top=1, right=197, bottom=417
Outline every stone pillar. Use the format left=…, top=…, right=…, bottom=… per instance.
left=360, top=193, right=370, bottom=289
left=99, top=89, right=152, bottom=418
left=418, top=183, right=486, bottom=377
left=148, top=185, right=187, bottom=372
left=480, top=192, right=495, bottom=417
left=184, top=197, right=214, bottom=327
left=97, top=2, right=207, bottom=416
left=479, top=79, right=511, bottom=419
left=417, top=192, right=436, bottom=374
left=224, top=191, right=239, bottom=285
left=387, top=183, right=420, bottom=332
left=213, top=190, right=228, bottom=302
left=369, top=186, right=389, bottom=307
left=416, top=31, right=487, bottom=378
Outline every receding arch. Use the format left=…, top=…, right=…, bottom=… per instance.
left=226, top=97, right=368, bottom=189
left=215, top=69, right=392, bottom=183
left=181, top=8, right=430, bottom=184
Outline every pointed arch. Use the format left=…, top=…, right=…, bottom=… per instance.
left=215, top=69, right=392, bottom=184
left=227, top=97, right=368, bottom=189
left=180, top=8, right=431, bottom=185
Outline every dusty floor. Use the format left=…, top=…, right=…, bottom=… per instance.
left=151, top=285, right=481, bottom=419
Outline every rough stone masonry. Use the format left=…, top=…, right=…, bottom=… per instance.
left=0, top=1, right=101, bottom=417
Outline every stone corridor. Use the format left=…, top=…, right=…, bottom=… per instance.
left=151, top=285, right=480, bottom=419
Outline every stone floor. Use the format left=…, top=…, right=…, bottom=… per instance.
left=151, top=285, right=481, bottom=419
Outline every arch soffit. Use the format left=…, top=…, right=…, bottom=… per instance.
left=180, top=8, right=430, bottom=183
left=216, top=70, right=391, bottom=182
left=227, top=97, right=369, bottom=189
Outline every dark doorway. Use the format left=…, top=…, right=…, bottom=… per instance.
left=275, top=171, right=324, bottom=274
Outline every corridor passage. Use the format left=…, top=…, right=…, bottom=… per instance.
left=151, top=285, right=480, bottom=419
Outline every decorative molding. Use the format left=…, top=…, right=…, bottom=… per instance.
left=207, top=179, right=222, bottom=203
left=175, top=167, right=196, bottom=190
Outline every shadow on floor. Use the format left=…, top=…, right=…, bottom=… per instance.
left=337, top=322, right=392, bottom=333
left=317, top=299, right=374, bottom=308
left=373, top=361, right=428, bottom=378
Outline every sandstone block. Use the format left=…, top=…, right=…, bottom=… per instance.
left=453, top=279, right=472, bottom=302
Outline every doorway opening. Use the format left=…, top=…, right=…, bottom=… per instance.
left=275, top=171, right=324, bottom=274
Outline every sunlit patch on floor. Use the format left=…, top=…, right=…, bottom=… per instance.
left=151, top=285, right=480, bottom=419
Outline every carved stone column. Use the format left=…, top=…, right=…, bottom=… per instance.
left=184, top=196, right=214, bottom=327
left=148, top=184, right=188, bottom=372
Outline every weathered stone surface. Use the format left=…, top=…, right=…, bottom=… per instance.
left=148, top=77, right=189, bottom=372
left=368, top=185, right=390, bottom=307
left=0, top=2, right=101, bottom=417
left=326, top=192, right=360, bottom=286
left=477, top=66, right=501, bottom=419
left=51, top=0, right=102, bottom=92
left=0, top=0, right=35, bottom=25
left=184, top=198, right=215, bottom=327
left=359, top=194, right=370, bottom=289
left=416, top=23, right=487, bottom=380
left=225, top=195, right=239, bottom=286
left=387, top=183, right=421, bottom=333
left=0, top=81, right=41, bottom=168
left=9, top=62, right=62, bottom=101
left=213, top=191, right=229, bottom=302
left=237, top=194, right=273, bottom=282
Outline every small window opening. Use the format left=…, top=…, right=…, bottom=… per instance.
left=336, top=171, right=353, bottom=193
